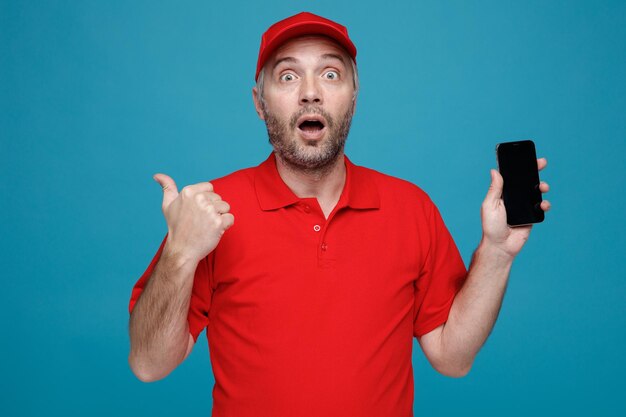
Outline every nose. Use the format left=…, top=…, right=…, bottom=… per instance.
left=299, top=75, right=322, bottom=105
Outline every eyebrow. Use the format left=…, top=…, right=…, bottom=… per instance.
left=271, top=53, right=347, bottom=73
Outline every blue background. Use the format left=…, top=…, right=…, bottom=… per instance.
left=2, top=0, right=625, bottom=415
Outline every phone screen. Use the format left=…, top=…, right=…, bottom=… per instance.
left=496, top=140, right=544, bottom=226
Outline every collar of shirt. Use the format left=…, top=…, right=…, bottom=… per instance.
left=254, top=152, right=381, bottom=211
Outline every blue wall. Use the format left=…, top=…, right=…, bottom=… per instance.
left=2, top=0, right=624, bottom=415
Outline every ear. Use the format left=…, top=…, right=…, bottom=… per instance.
left=252, top=86, right=265, bottom=120
left=351, top=95, right=357, bottom=115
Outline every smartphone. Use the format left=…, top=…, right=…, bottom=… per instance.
left=495, top=140, right=544, bottom=227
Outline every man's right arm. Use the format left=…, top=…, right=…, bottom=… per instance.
left=128, top=247, right=198, bottom=382
left=128, top=173, right=234, bottom=382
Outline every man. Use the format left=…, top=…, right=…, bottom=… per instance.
left=128, top=12, right=551, bottom=416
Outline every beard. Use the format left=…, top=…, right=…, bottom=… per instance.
left=262, top=103, right=354, bottom=174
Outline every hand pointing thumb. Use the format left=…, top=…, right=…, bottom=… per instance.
left=153, top=173, right=179, bottom=209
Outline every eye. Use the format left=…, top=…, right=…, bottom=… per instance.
left=280, top=73, right=296, bottom=82
left=324, top=70, right=339, bottom=80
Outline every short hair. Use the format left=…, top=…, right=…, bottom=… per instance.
left=256, top=57, right=359, bottom=108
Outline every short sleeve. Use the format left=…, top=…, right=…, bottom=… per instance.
left=128, top=233, right=214, bottom=342
left=413, top=202, right=467, bottom=338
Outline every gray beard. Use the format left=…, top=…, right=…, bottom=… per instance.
left=262, top=104, right=354, bottom=176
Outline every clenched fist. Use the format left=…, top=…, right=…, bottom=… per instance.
left=153, top=173, right=234, bottom=264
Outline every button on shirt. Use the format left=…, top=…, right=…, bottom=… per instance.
left=129, top=152, right=467, bottom=417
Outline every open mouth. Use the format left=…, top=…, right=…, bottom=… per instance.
left=297, top=117, right=327, bottom=140
left=298, top=120, right=325, bottom=131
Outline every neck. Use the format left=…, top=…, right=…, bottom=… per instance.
left=274, top=151, right=346, bottom=212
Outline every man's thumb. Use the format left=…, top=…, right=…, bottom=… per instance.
left=485, top=169, right=504, bottom=202
left=153, top=173, right=179, bottom=208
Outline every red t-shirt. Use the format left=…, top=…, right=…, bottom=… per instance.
left=129, top=152, right=467, bottom=417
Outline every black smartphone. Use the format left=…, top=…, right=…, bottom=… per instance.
left=495, top=140, right=544, bottom=227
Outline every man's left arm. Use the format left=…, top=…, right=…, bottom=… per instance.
left=418, top=158, right=551, bottom=377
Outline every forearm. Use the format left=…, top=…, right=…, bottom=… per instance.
left=128, top=247, right=198, bottom=381
left=440, top=241, right=514, bottom=374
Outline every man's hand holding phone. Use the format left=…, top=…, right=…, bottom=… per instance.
left=479, top=142, right=551, bottom=260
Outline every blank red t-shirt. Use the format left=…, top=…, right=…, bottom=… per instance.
left=129, top=152, right=467, bottom=417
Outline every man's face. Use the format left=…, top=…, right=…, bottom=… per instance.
left=253, top=36, right=357, bottom=171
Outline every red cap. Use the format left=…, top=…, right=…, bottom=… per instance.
left=255, top=12, right=357, bottom=81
